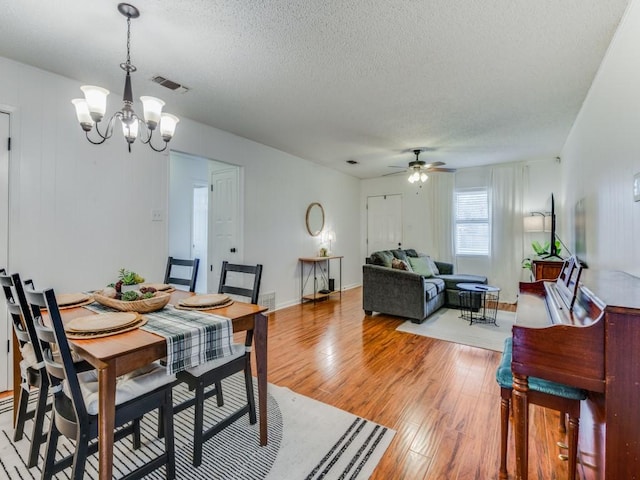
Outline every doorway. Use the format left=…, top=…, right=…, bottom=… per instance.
left=168, top=152, right=241, bottom=293
left=0, top=112, right=10, bottom=391
left=367, top=194, right=403, bottom=255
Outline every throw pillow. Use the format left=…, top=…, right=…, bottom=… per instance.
left=404, top=249, right=419, bottom=257
left=426, top=256, right=440, bottom=275
left=392, top=249, right=410, bottom=264
left=391, top=258, right=411, bottom=271
left=408, top=256, right=435, bottom=277
left=371, top=250, right=394, bottom=268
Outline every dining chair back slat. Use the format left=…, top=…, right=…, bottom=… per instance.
left=218, top=261, right=263, bottom=304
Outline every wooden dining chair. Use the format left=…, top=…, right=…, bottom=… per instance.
left=173, top=261, right=263, bottom=466
left=164, top=256, right=200, bottom=292
left=0, top=269, right=50, bottom=468
left=496, top=337, right=586, bottom=480
left=25, top=287, right=177, bottom=480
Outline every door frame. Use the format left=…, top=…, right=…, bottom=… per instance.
left=0, top=110, right=11, bottom=392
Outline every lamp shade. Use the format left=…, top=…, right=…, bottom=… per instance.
left=523, top=215, right=545, bottom=232
left=80, top=85, right=109, bottom=122
left=160, top=113, right=179, bottom=141
left=71, top=99, right=94, bottom=128
left=140, top=96, right=165, bottom=129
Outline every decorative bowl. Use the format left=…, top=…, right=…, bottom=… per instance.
left=93, top=290, right=171, bottom=313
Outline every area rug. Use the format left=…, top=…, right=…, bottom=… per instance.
left=0, top=374, right=394, bottom=479
left=396, top=307, right=516, bottom=352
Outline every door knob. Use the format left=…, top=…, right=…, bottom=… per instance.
left=230, top=248, right=236, bottom=253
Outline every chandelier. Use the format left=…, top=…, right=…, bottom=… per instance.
left=71, top=3, right=179, bottom=153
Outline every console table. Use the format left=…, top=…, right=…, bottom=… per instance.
left=299, top=256, right=343, bottom=303
left=531, top=258, right=565, bottom=281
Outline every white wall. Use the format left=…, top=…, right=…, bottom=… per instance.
left=361, top=158, right=561, bottom=283
left=560, top=0, right=640, bottom=276
left=0, top=55, right=361, bottom=310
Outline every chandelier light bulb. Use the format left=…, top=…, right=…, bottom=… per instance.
left=420, top=172, right=428, bottom=182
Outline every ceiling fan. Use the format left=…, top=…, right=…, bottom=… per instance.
left=384, top=149, right=456, bottom=183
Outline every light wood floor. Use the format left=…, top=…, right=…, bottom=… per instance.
left=263, top=287, right=570, bottom=480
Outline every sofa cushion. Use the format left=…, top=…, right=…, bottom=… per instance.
left=437, top=273, right=488, bottom=290
left=391, top=258, right=411, bottom=271
left=371, top=250, right=394, bottom=268
left=425, top=277, right=445, bottom=294
left=408, top=256, right=435, bottom=277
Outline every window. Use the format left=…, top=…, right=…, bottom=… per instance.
left=455, top=189, right=490, bottom=255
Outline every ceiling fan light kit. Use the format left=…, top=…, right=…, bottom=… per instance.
left=71, top=3, right=179, bottom=153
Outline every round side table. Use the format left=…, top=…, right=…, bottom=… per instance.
left=456, top=283, right=501, bottom=326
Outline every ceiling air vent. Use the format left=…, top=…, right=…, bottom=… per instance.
left=151, top=75, right=190, bottom=94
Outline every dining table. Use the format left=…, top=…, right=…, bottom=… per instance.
left=12, top=289, right=269, bottom=480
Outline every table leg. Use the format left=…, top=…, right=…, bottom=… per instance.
left=98, top=364, right=117, bottom=480
left=254, top=312, right=268, bottom=445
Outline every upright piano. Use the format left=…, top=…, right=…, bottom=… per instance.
left=512, top=267, right=640, bottom=480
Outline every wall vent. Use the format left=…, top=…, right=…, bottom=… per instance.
left=151, top=75, right=190, bottom=94
left=258, top=292, right=276, bottom=313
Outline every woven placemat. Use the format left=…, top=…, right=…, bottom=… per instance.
left=173, top=299, right=234, bottom=311
left=65, top=317, right=147, bottom=339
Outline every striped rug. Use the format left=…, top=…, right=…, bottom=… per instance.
left=0, top=374, right=394, bottom=479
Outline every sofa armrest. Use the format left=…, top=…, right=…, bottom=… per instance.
left=362, top=264, right=428, bottom=321
left=435, top=261, right=454, bottom=275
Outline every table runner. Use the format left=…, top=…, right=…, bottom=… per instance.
left=84, top=303, right=235, bottom=374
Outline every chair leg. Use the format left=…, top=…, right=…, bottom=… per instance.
left=499, top=388, right=510, bottom=480
left=158, top=406, right=165, bottom=438
left=133, top=417, right=142, bottom=449
left=245, top=367, right=257, bottom=425
left=71, top=429, right=90, bottom=480
left=13, top=384, right=29, bottom=441
left=163, top=391, right=176, bottom=480
left=41, top=419, right=60, bottom=480
left=27, top=381, right=49, bottom=468
left=192, top=383, right=206, bottom=467
left=567, top=415, right=580, bottom=480
left=215, top=380, right=224, bottom=407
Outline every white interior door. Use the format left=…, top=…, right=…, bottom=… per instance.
left=367, top=194, right=403, bottom=255
left=207, top=167, right=241, bottom=291
left=0, top=112, right=10, bottom=392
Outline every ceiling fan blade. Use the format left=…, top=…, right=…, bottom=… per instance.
left=423, top=161, right=445, bottom=169
left=426, top=167, right=457, bottom=173
left=387, top=165, right=407, bottom=169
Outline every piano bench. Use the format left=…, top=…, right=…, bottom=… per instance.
left=496, top=337, right=587, bottom=480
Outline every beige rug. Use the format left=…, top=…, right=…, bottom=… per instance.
left=0, top=374, right=394, bottom=479
left=396, top=307, right=515, bottom=352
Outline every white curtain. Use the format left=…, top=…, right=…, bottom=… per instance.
left=427, top=173, right=455, bottom=264
left=490, top=164, right=527, bottom=303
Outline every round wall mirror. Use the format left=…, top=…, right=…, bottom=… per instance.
left=305, top=202, right=325, bottom=236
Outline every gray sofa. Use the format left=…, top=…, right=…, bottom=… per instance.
left=362, top=249, right=488, bottom=323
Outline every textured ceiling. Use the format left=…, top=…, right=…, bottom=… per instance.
left=0, top=0, right=630, bottom=178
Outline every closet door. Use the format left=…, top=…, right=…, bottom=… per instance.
left=367, top=194, right=402, bottom=255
